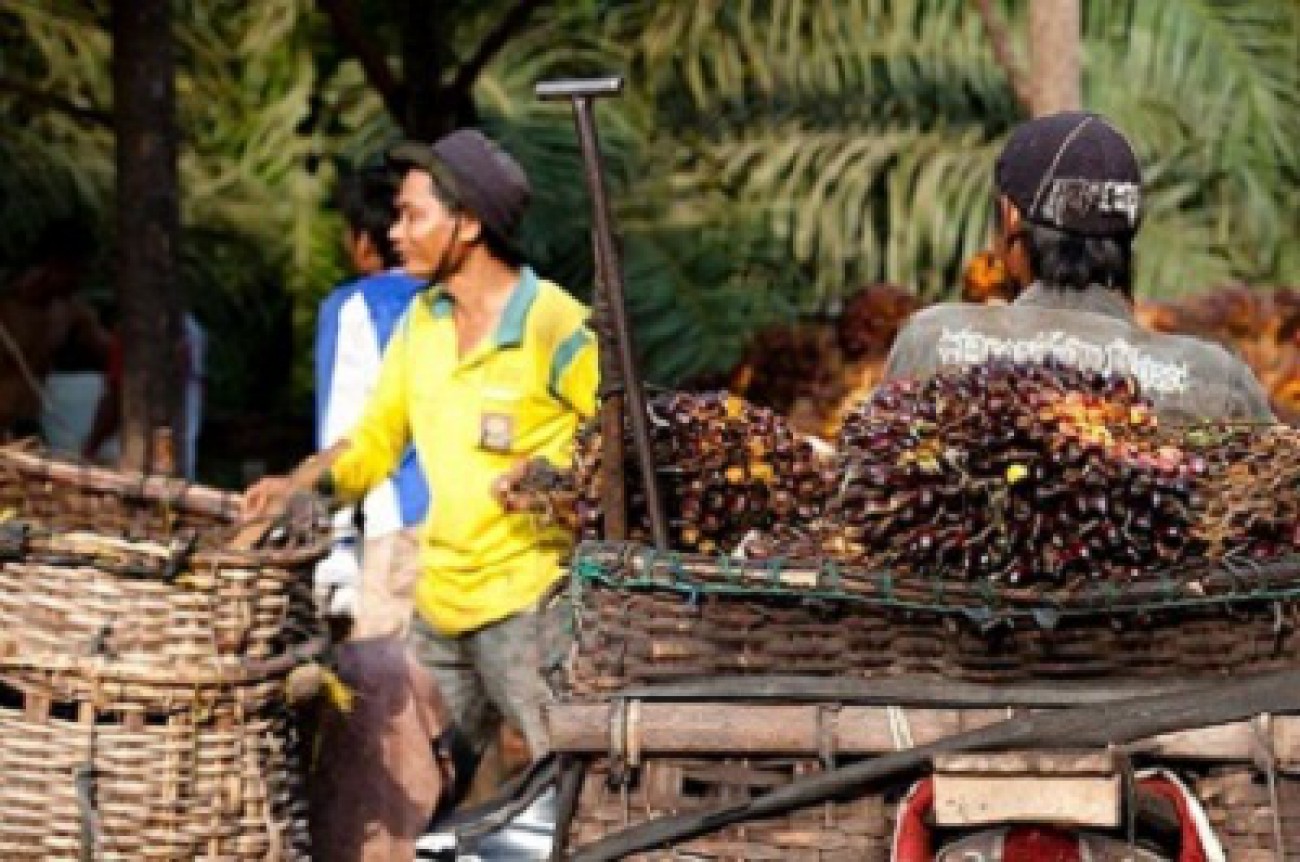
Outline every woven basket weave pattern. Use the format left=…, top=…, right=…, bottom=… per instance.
left=0, top=704, right=309, bottom=861
left=562, top=543, right=1300, bottom=696
left=0, top=450, right=324, bottom=860
left=559, top=543, right=1300, bottom=858
left=567, top=585, right=1300, bottom=697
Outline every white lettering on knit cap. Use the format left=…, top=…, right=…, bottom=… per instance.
left=935, top=327, right=1189, bottom=394
left=1040, top=179, right=1141, bottom=227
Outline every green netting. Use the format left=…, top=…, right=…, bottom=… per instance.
left=569, top=541, right=1300, bottom=622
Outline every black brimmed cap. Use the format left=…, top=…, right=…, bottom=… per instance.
left=995, top=111, right=1143, bottom=237
left=389, top=129, right=531, bottom=240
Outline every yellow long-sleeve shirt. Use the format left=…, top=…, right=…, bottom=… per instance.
left=329, top=268, right=598, bottom=634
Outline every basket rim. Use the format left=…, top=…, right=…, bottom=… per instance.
left=0, top=448, right=329, bottom=565
left=1, top=447, right=237, bottom=519
left=573, top=540, right=1300, bottom=619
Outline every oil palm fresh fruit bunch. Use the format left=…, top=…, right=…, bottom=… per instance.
left=826, top=360, right=1202, bottom=586
left=573, top=392, right=836, bottom=554
left=496, top=457, right=581, bottom=532
left=1176, top=424, right=1300, bottom=561
left=961, top=250, right=1020, bottom=305
left=836, top=283, right=922, bottom=361
left=729, top=323, right=842, bottom=419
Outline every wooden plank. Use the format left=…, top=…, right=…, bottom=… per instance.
left=933, top=773, right=1119, bottom=827
left=546, top=701, right=1300, bottom=763
left=612, top=674, right=1201, bottom=708
left=935, top=750, right=1115, bottom=775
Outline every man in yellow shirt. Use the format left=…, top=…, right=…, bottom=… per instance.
left=246, top=129, right=598, bottom=760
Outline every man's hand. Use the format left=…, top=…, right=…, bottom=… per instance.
left=492, top=458, right=533, bottom=510
left=241, top=475, right=296, bottom=522
left=492, top=457, right=581, bottom=530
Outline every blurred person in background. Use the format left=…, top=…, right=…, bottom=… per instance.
left=0, top=217, right=110, bottom=444
left=82, top=310, right=206, bottom=478
left=312, top=166, right=429, bottom=633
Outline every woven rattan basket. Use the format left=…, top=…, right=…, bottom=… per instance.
left=0, top=448, right=327, bottom=710
left=0, top=447, right=326, bottom=859
left=559, top=542, right=1300, bottom=697
left=1194, top=766, right=1300, bottom=860
left=0, top=682, right=310, bottom=861
left=551, top=543, right=1300, bottom=859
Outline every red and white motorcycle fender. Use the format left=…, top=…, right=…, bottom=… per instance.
left=933, top=828, right=1166, bottom=861
left=892, top=770, right=1225, bottom=862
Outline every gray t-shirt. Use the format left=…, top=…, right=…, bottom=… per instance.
left=884, top=284, right=1274, bottom=425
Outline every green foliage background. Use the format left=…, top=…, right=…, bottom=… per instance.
left=2, top=0, right=1298, bottom=414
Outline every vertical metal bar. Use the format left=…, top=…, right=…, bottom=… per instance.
left=566, top=96, right=669, bottom=550
left=548, top=755, right=588, bottom=861
left=591, top=236, right=628, bottom=541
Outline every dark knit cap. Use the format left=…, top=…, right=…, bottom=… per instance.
left=995, top=111, right=1143, bottom=237
left=389, top=129, right=531, bottom=240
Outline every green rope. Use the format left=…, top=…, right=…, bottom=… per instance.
left=765, top=557, right=783, bottom=586
left=567, top=543, right=1300, bottom=619
left=1157, top=570, right=1178, bottom=604
left=879, top=569, right=895, bottom=603
left=668, top=550, right=686, bottom=584
left=821, top=559, right=841, bottom=592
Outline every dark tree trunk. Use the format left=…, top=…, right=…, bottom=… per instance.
left=322, top=0, right=547, bottom=142
left=111, top=0, right=182, bottom=473
left=401, top=0, right=478, bottom=140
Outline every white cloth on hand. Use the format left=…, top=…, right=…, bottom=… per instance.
left=314, top=539, right=361, bottom=619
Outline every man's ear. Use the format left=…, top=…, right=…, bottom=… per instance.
left=455, top=212, right=483, bottom=247
left=349, top=230, right=382, bottom=273
left=996, top=195, right=1022, bottom=237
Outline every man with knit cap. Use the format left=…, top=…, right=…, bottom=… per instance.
left=246, top=129, right=598, bottom=765
left=885, top=111, right=1272, bottom=424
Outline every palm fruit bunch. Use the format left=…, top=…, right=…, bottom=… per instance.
left=728, top=323, right=843, bottom=421
left=1175, top=424, right=1300, bottom=560
left=825, top=360, right=1204, bottom=586
left=573, top=392, right=836, bottom=555
left=961, top=250, right=1021, bottom=304
left=495, top=457, right=580, bottom=532
left=836, top=283, right=922, bottom=361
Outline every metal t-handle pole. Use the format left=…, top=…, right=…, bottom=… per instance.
left=536, top=76, right=669, bottom=550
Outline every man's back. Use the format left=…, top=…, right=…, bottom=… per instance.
left=885, top=285, right=1274, bottom=425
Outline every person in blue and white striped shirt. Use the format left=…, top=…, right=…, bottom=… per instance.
left=314, top=166, right=430, bottom=636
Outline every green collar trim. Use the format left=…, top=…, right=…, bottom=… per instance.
left=425, top=268, right=539, bottom=349
left=429, top=288, right=454, bottom=318
left=493, top=267, right=539, bottom=348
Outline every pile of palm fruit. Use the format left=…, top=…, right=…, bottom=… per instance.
left=821, top=361, right=1203, bottom=585
left=1176, top=423, right=1300, bottom=561
left=509, top=361, right=1300, bottom=590
left=504, top=391, right=835, bottom=556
